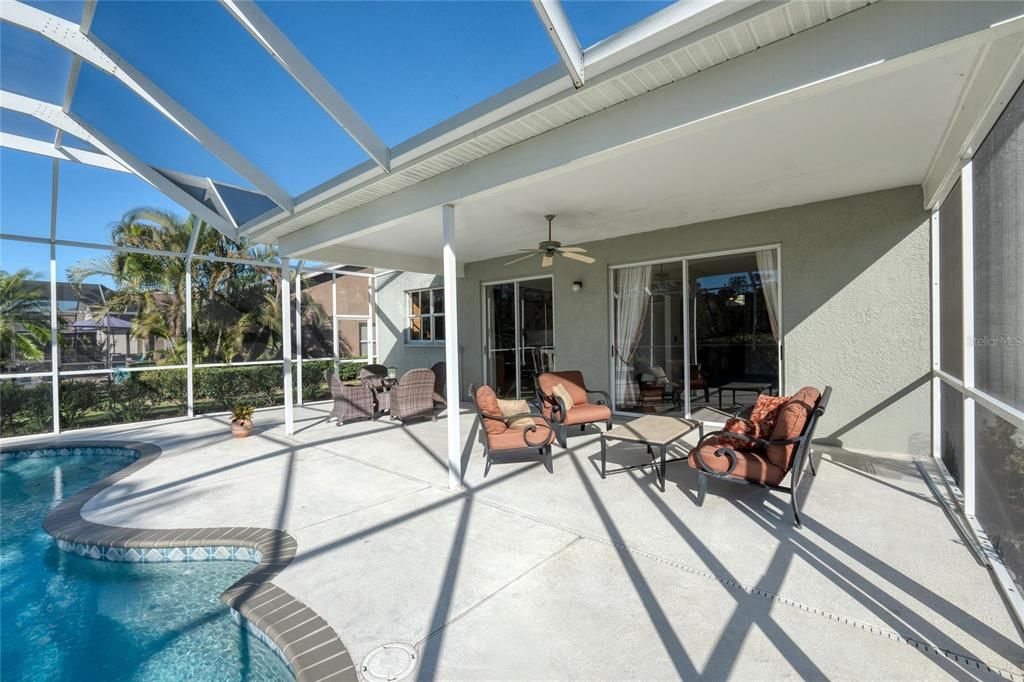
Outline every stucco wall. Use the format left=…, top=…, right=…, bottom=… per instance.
left=379, top=187, right=932, bottom=455
left=374, top=271, right=446, bottom=373
left=378, top=184, right=937, bottom=450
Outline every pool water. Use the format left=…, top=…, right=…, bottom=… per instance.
left=1, top=454, right=292, bottom=681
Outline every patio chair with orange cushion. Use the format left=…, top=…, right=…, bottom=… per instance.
left=687, top=386, right=831, bottom=527
left=534, top=370, right=613, bottom=448
left=472, top=384, right=555, bottom=476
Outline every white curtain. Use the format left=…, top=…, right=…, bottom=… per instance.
left=755, top=249, right=780, bottom=342
left=614, top=265, right=652, bottom=406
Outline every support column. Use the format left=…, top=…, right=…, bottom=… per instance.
left=442, top=204, right=463, bottom=489
left=185, top=266, right=194, bottom=417
left=281, top=258, right=294, bottom=435
left=295, top=261, right=304, bottom=406
left=49, top=244, right=60, bottom=433
left=48, top=158, right=60, bottom=434
left=331, top=272, right=339, bottom=373
left=961, top=162, right=975, bottom=516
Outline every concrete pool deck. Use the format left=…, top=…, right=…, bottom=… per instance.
left=7, top=403, right=1023, bottom=680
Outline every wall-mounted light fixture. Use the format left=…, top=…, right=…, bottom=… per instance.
left=571, top=281, right=583, bottom=292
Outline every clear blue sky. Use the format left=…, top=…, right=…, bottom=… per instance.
left=1, top=0, right=672, bottom=281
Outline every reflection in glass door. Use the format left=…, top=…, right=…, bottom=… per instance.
left=610, top=248, right=780, bottom=418
left=484, top=278, right=554, bottom=399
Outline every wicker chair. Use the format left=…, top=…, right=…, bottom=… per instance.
left=359, top=363, right=391, bottom=415
left=430, top=361, right=446, bottom=407
left=390, top=368, right=437, bottom=422
left=324, top=370, right=374, bottom=425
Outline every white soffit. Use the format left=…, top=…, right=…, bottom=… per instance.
left=248, top=0, right=874, bottom=241
left=310, top=46, right=978, bottom=264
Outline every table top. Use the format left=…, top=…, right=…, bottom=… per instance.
left=602, top=415, right=700, bottom=446
left=719, top=381, right=773, bottom=391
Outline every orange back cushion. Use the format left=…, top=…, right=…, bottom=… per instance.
left=750, top=394, right=790, bottom=439
left=537, top=371, right=587, bottom=406
left=765, top=387, right=821, bottom=470
left=474, top=385, right=507, bottom=435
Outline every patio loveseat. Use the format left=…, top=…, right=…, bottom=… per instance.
left=535, top=370, right=612, bottom=448
left=687, top=385, right=831, bottom=527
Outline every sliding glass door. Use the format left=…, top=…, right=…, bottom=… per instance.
left=610, top=248, right=781, bottom=418
left=484, top=277, right=554, bottom=399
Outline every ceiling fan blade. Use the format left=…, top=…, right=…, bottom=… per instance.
left=541, top=253, right=554, bottom=268
left=562, top=251, right=596, bottom=264
left=505, top=253, right=537, bottom=266
left=558, top=246, right=587, bottom=253
left=516, top=248, right=543, bottom=252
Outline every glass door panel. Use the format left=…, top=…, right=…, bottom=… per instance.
left=518, top=278, right=554, bottom=398
left=688, top=249, right=780, bottom=417
left=611, top=262, right=685, bottom=415
left=484, top=278, right=554, bottom=399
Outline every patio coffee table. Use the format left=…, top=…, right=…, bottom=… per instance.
left=718, top=381, right=773, bottom=409
left=600, top=415, right=702, bottom=492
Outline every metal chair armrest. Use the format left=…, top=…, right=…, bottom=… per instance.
left=585, top=388, right=611, bottom=405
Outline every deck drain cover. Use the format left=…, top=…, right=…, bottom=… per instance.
left=362, top=642, right=417, bottom=681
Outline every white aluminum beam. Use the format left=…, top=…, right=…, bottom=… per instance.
left=281, top=258, right=295, bottom=435
left=532, top=0, right=584, bottom=88
left=219, top=0, right=390, bottom=172
left=442, top=204, right=462, bottom=490
left=0, top=0, right=294, bottom=213
left=279, top=1, right=1024, bottom=257
left=2, top=132, right=128, bottom=172
left=287, top=243, right=456, bottom=276
left=922, top=32, right=1024, bottom=209
left=0, top=91, right=239, bottom=238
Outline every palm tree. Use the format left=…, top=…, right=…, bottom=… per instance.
left=68, top=207, right=325, bottom=365
left=0, top=269, right=51, bottom=369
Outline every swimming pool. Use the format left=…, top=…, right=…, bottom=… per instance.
left=1, top=451, right=292, bottom=681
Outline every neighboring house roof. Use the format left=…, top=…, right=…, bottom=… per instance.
left=70, top=316, right=133, bottom=330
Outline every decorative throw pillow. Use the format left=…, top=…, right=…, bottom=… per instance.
left=750, top=394, right=790, bottom=438
left=719, top=417, right=758, bottom=449
left=550, top=383, right=575, bottom=412
left=648, top=366, right=669, bottom=384
left=498, top=399, right=534, bottom=429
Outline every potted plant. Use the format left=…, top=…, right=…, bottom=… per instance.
left=230, top=404, right=255, bottom=438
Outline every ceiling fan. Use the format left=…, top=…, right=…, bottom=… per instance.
left=504, top=215, right=596, bottom=268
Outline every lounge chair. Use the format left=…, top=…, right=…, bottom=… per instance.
left=324, top=370, right=374, bottom=425
left=535, top=370, right=612, bottom=448
left=687, top=386, right=831, bottom=527
left=389, top=368, right=437, bottom=423
left=472, top=384, right=555, bottom=475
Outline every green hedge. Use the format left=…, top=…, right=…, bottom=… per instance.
left=0, top=381, right=53, bottom=437
left=0, top=360, right=367, bottom=437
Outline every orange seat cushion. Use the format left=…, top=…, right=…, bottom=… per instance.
left=765, top=387, right=821, bottom=470
left=486, top=419, right=554, bottom=450
left=474, top=385, right=507, bottom=435
left=561, top=402, right=612, bottom=426
left=687, top=438, right=785, bottom=486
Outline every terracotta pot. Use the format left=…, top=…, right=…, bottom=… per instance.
left=230, top=419, right=253, bottom=438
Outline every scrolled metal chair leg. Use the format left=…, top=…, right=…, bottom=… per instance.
left=697, top=473, right=708, bottom=506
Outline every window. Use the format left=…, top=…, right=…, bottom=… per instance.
left=406, top=288, right=444, bottom=344
left=359, top=322, right=370, bottom=358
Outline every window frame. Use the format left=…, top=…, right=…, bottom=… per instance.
left=405, top=287, right=445, bottom=345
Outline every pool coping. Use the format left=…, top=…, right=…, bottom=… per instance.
left=2, top=440, right=356, bottom=682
